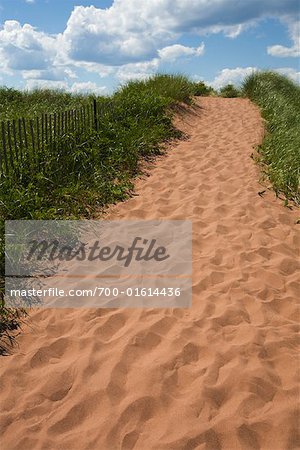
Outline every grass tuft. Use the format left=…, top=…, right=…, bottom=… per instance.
left=219, top=84, right=241, bottom=98
left=193, top=82, right=216, bottom=97
left=0, top=292, right=27, bottom=355
left=243, top=71, right=300, bottom=204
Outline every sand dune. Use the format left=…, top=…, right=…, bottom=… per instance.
left=0, top=97, right=299, bottom=450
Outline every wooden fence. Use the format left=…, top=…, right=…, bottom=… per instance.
left=0, top=99, right=109, bottom=177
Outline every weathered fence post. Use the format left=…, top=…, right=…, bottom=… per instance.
left=7, top=121, right=15, bottom=171
left=18, top=118, right=24, bottom=163
left=12, top=120, right=19, bottom=163
left=29, top=119, right=36, bottom=168
left=93, top=99, right=98, bottom=131
left=1, top=121, right=9, bottom=174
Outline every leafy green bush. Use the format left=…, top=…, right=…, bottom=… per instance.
left=243, top=71, right=300, bottom=204
left=193, top=81, right=215, bottom=96
left=219, top=84, right=241, bottom=98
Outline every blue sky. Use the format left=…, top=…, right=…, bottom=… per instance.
left=0, top=0, right=299, bottom=93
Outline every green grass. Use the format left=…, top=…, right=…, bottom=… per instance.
left=243, top=71, right=300, bottom=204
left=193, top=81, right=216, bottom=96
left=0, top=302, right=27, bottom=355
left=219, top=84, right=241, bottom=98
left=0, top=73, right=200, bottom=350
left=0, top=87, right=96, bottom=120
left=114, top=74, right=197, bottom=105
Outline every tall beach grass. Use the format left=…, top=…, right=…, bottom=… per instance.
left=243, top=71, right=300, bottom=204
left=0, top=87, right=94, bottom=121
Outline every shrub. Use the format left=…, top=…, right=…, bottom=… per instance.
left=193, top=81, right=215, bottom=96
left=219, top=84, right=241, bottom=98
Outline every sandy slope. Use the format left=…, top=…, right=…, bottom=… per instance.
left=0, top=97, right=299, bottom=450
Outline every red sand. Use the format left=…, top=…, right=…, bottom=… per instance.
left=0, top=97, right=299, bottom=450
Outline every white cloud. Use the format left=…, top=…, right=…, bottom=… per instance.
left=1, top=1, right=299, bottom=90
left=115, top=59, right=160, bottom=82
left=224, top=24, right=246, bottom=38
left=70, top=61, right=114, bottom=78
left=25, top=0, right=35, bottom=4
left=200, top=22, right=252, bottom=38
left=0, top=20, right=57, bottom=71
left=268, top=44, right=299, bottom=57
left=191, top=74, right=205, bottom=82
left=22, top=68, right=75, bottom=81
left=267, top=18, right=300, bottom=57
left=25, top=79, right=69, bottom=91
left=24, top=79, right=107, bottom=94
left=62, top=5, right=165, bottom=66
left=69, top=81, right=106, bottom=94
left=64, top=68, right=78, bottom=79
left=62, top=1, right=299, bottom=66
left=207, top=66, right=300, bottom=89
left=275, top=67, right=300, bottom=83
left=158, top=43, right=204, bottom=61
left=208, top=67, right=258, bottom=89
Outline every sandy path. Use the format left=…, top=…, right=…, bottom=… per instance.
left=0, top=98, right=299, bottom=450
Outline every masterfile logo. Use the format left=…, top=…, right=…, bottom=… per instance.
left=5, top=220, right=192, bottom=308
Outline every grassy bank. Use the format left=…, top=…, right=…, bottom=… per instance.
left=0, top=75, right=198, bottom=220
left=0, top=87, right=94, bottom=121
left=243, top=71, right=300, bottom=204
left=0, top=74, right=201, bottom=350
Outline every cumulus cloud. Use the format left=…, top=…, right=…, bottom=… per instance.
left=22, top=68, right=76, bottom=81
left=69, top=81, right=106, bottom=94
left=1, top=1, right=299, bottom=89
left=275, top=67, right=300, bottom=83
left=70, top=61, right=114, bottom=78
left=158, top=43, right=205, bottom=61
left=268, top=44, right=299, bottom=57
left=0, top=20, right=82, bottom=89
left=24, top=79, right=106, bottom=93
left=115, top=59, right=160, bottom=82
left=62, top=5, right=164, bottom=66
left=207, top=66, right=300, bottom=89
left=62, top=1, right=299, bottom=66
left=0, top=20, right=56, bottom=71
left=25, top=79, right=69, bottom=91
left=268, top=18, right=300, bottom=57
left=208, top=67, right=258, bottom=89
